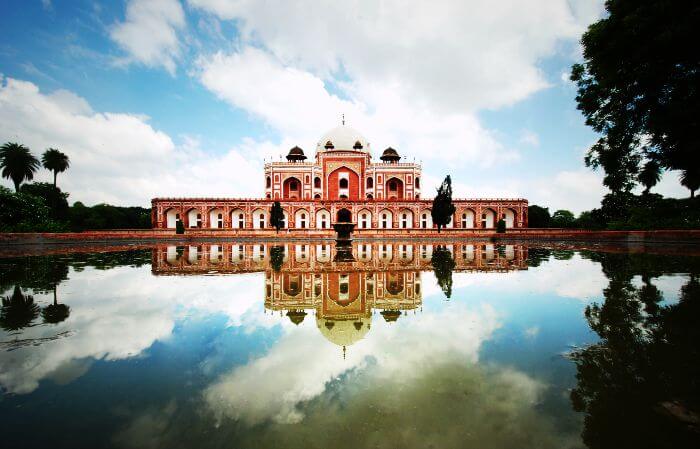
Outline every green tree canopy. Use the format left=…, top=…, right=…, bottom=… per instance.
left=41, top=148, right=70, bottom=187
left=270, top=201, right=285, bottom=232
left=0, top=142, right=40, bottom=192
left=527, top=205, right=551, bottom=228
left=551, top=210, right=576, bottom=228
left=571, top=0, right=700, bottom=194
left=431, top=175, right=456, bottom=233
left=638, top=160, right=661, bottom=195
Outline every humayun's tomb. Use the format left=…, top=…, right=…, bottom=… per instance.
left=151, top=125, right=528, bottom=233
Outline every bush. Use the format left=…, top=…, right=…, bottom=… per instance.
left=0, top=186, right=67, bottom=232
left=496, top=219, right=506, bottom=233
left=528, top=205, right=551, bottom=227
left=175, top=220, right=185, bottom=234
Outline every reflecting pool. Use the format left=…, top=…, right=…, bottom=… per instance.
left=1, top=241, right=698, bottom=449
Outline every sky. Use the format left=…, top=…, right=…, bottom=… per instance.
left=0, top=0, right=688, bottom=212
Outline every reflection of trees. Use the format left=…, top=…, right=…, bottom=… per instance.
left=41, top=285, right=70, bottom=324
left=0, top=285, right=40, bottom=331
left=269, top=246, right=285, bottom=273
left=431, top=246, right=455, bottom=299
left=570, top=252, right=700, bottom=449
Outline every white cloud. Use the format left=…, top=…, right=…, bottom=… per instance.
left=190, top=0, right=603, bottom=112
left=110, top=0, right=186, bottom=74
left=519, top=129, right=540, bottom=147
left=0, top=77, right=268, bottom=206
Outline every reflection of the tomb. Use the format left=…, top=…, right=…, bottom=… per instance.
left=151, top=242, right=528, bottom=275
left=151, top=242, right=527, bottom=351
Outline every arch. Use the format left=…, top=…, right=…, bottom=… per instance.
left=283, top=274, right=302, bottom=297
left=366, top=177, right=373, bottom=188
left=186, top=208, right=202, bottom=228
left=419, top=210, right=432, bottom=228
left=316, top=244, right=331, bottom=262
left=399, top=209, right=414, bottom=228
left=366, top=193, right=373, bottom=199
left=503, top=208, right=516, bottom=228
left=231, top=208, right=245, bottom=229
left=385, top=177, right=404, bottom=199
left=336, top=208, right=352, bottom=223
left=266, top=176, right=271, bottom=188
left=386, top=273, right=405, bottom=295
left=165, top=208, right=180, bottom=229
left=314, top=176, right=321, bottom=189
left=252, top=208, right=267, bottom=229
left=315, top=209, right=331, bottom=229
left=460, top=209, right=475, bottom=228
left=379, top=209, right=393, bottom=229
left=283, top=176, right=302, bottom=199
left=295, top=209, right=309, bottom=229
left=339, top=178, right=348, bottom=189
left=357, top=209, right=372, bottom=229
left=314, top=193, right=321, bottom=199
left=209, top=208, right=224, bottom=229
left=328, top=167, right=359, bottom=200
left=481, top=208, right=496, bottom=228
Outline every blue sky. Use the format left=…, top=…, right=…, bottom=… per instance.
left=0, top=0, right=687, bottom=210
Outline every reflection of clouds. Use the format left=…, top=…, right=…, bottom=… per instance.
left=0, top=267, right=274, bottom=394
left=204, top=303, right=500, bottom=425
left=422, top=253, right=607, bottom=301
left=632, top=274, right=687, bottom=304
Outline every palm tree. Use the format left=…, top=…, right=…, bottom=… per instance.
left=680, top=169, right=699, bottom=198
left=41, top=284, right=70, bottom=324
left=0, top=285, right=40, bottom=331
left=637, top=160, right=661, bottom=194
left=41, top=148, right=70, bottom=188
left=0, top=142, right=40, bottom=192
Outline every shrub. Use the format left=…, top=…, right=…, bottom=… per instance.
left=496, top=219, right=506, bottom=233
left=175, top=219, right=185, bottom=234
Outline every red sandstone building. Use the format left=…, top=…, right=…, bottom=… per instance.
left=151, top=125, right=528, bottom=232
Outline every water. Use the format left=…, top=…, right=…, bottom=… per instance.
left=0, top=241, right=698, bottom=449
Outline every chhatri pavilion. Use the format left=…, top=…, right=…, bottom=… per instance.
left=151, top=124, right=528, bottom=232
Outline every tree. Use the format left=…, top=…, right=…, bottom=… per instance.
left=431, top=246, right=455, bottom=299
left=269, top=245, right=285, bottom=272
left=0, top=142, right=40, bottom=192
left=41, top=284, right=70, bottom=325
left=41, top=148, right=70, bottom=188
left=571, top=1, right=700, bottom=194
left=270, top=201, right=285, bottom=232
left=680, top=169, right=699, bottom=198
left=638, top=160, right=661, bottom=195
left=551, top=210, right=576, bottom=228
left=527, top=205, right=551, bottom=228
left=0, top=285, right=40, bottom=331
left=21, top=182, right=70, bottom=221
left=431, top=175, right=456, bottom=233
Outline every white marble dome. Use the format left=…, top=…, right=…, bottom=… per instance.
left=316, top=125, right=370, bottom=153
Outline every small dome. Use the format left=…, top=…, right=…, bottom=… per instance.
left=286, top=146, right=307, bottom=161
left=380, top=310, right=402, bottom=322
left=316, top=126, right=370, bottom=153
left=286, top=310, right=307, bottom=325
left=380, top=147, right=400, bottom=162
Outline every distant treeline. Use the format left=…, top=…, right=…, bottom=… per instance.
left=528, top=193, right=700, bottom=230
left=0, top=183, right=151, bottom=232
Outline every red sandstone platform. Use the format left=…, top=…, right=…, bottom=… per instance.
left=1, top=228, right=699, bottom=246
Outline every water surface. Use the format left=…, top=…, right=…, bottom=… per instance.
left=1, top=241, right=698, bottom=449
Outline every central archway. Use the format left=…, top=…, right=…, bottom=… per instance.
left=336, top=208, right=352, bottom=223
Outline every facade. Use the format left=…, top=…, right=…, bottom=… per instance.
left=151, top=125, right=528, bottom=231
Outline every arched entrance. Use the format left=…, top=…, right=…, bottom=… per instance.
left=481, top=209, right=496, bottom=228
left=316, top=209, right=330, bottom=229
left=461, top=209, right=475, bottom=228
left=283, top=177, right=302, bottom=199
left=209, top=208, right=224, bottom=228
left=336, top=208, right=352, bottom=223
left=165, top=208, right=180, bottom=228
left=399, top=209, right=414, bottom=228
left=295, top=209, right=309, bottom=229
left=186, top=208, right=202, bottom=228
left=231, top=209, right=245, bottom=228
left=503, top=208, right=516, bottom=228
left=328, top=167, right=359, bottom=200
left=357, top=209, right=372, bottom=229
left=385, top=177, right=404, bottom=199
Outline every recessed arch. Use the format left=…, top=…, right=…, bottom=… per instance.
left=460, top=208, right=475, bottom=228
left=315, top=209, right=331, bottom=229
left=209, top=208, right=224, bottom=229
left=481, top=208, right=496, bottom=228
left=385, top=177, right=404, bottom=200
left=357, top=208, right=372, bottom=229
left=295, top=209, right=309, bottom=229
left=419, top=209, right=432, bottom=228
left=252, top=208, right=267, bottom=229
left=164, top=208, right=180, bottom=229
left=231, top=208, right=245, bottom=228
left=336, top=208, right=352, bottom=223
left=503, top=208, right=516, bottom=228
left=399, top=209, right=414, bottom=228
left=379, top=209, right=393, bottom=228
left=283, top=176, right=302, bottom=199
left=186, top=208, right=202, bottom=228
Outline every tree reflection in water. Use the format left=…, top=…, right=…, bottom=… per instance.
left=431, top=245, right=455, bottom=299
left=570, top=253, right=700, bottom=449
left=0, top=286, right=40, bottom=332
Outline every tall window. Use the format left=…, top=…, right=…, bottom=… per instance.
left=388, top=180, right=397, bottom=191
left=415, top=177, right=420, bottom=188
left=238, top=213, right=244, bottom=228
left=266, top=176, right=271, bottom=188
left=339, top=178, right=348, bottom=189
left=217, top=213, right=223, bottom=228
left=366, top=177, right=373, bottom=188
left=382, top=213, right=389, bottom=228
left=259, top=213, right=265, bottom=228
left=421, top=213, right=428, bottom=228
left=314, top=177, right=321, bottom=188
left=290, top=180, right=298, bottom=190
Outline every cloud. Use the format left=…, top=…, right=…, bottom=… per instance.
left=110, top=0, right=186, bottom=74
left=0, top=77, right=268, bottom=205
left=519, top=129, right=541, bottom=147
left=190, top=0, right=603, bottom=112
